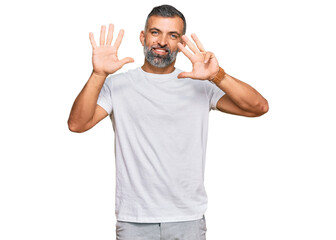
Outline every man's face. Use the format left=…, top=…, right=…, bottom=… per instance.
left=141, top=16, right=185, bottom=68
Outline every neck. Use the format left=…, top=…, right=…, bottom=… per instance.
left=141, top=60, right=176, bottom=74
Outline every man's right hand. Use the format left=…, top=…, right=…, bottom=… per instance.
left=89, top=24, right=134, bottom=77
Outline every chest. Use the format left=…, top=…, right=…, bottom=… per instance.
left=112, top=84, right=209, bottom=135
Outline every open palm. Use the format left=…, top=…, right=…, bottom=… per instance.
left=89, top=24, right=134, bottom=76
left=177, top=34, right=219, bottom=80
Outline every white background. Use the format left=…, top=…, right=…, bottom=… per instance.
left=1, top=0, right=335, bottom=239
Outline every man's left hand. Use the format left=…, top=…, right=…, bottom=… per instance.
left=177, top=34, right=219, bottom=81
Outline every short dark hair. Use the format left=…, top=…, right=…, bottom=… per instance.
left=144, top=4, right=186, bottom=35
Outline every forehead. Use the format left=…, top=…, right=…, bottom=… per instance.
left=146, top=16, right=184, bottom=34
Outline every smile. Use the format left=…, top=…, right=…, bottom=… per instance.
left=152, top=48, right=169, bottom=55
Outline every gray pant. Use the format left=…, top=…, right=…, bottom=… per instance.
left=116, top=215, right=207, bottom=240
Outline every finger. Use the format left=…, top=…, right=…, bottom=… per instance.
left=191, top=33, right=206, bottom=52
left=106, top=24, right=114, bottom=45
left=113, top=29, right=124, bottom=50
left=177, top=42, right=194, bottom=60
left=204, top=52, right=212, bottom=63
left=182, top=35, right=199, bottom=54
left=89, top=32, right=97, bottom=49
left=100, top=25, right=106, bottom=46
left=119, top=57, right=134, bottom=66
left=116, top=57, right=134, bottom=70
left=177, top=72, right=194, bottom=79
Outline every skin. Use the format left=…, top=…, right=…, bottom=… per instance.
left=68, top=16, right=269, bottom=133
left=140, top=16, right=186, bottom=74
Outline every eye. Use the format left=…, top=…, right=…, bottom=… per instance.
left=171, top=34, right=178, bottom=39
left=151, top=31, right=159, bottom=36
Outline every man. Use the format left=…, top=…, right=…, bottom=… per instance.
left=68, top=4, right=268, bottom=240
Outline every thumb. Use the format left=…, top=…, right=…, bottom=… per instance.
left=177, top=72, right=194, bottom=79
left=119, top=57, right=134, bottom=67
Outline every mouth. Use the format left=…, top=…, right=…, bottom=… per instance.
left=152, top=48, right=169, bottom=55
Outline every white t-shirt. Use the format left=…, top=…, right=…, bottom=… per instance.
left=97, top=67, right=225, bottom=223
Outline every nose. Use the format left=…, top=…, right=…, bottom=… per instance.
left=157, top=34, right=168, bottom=47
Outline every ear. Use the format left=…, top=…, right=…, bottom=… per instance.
left=140, top=30, right=145, bottom=46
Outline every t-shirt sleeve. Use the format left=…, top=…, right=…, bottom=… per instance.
left=97, top=76, right=113, bottom=115
left=204, top=81, right=226, bottom=111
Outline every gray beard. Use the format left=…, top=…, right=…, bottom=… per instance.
left=143, top=41, right=178, bottom=68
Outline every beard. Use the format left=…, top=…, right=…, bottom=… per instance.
left=143, top=40, right=179, bottom=68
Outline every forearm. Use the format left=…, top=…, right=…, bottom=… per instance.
left=68, top=71, right=107, bottom=129
left=213, top=69, right=269, bottom=115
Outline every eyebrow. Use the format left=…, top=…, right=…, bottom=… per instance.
left=149, top=27, right=181, bottom=36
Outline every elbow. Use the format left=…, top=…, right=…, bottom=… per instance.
left=262, top=99, right=269, bottom=114
left=255, top=99, right=269, bottom=117
left=68, top=119, right=85, bottom=133
left=245, top=99, right=268, bottom=117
